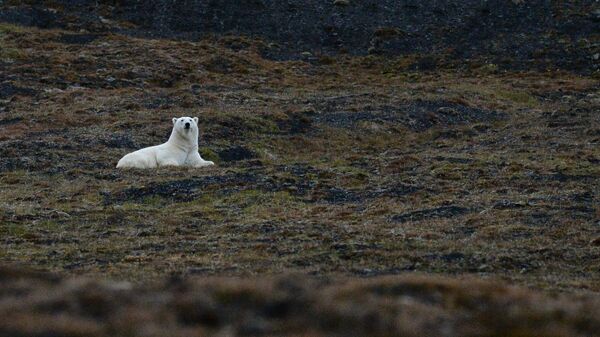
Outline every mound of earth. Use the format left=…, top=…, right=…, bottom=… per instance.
left=1, top=266, right=599, bottom=337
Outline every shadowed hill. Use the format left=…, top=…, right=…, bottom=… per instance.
left=1, top=0, right=599, bottom=72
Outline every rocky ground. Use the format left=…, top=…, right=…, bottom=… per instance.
left=1, top=1, right=600, bottom=336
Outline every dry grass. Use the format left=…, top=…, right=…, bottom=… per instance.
left=0, top=26, right=599, bottom=285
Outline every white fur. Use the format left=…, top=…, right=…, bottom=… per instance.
left=116, top=117, right=214, bottom=169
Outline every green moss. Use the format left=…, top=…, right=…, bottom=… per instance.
left=220, top=190, right=299, bottom=218
left=0, top=24, right=26, bottom=62
left=199, top=147, right=219, bottom=163
left=141, top=195, right=164, bottom=206
left=0, top=23, right=25, bottom=34
left=2, top=223, right=27, bottom=237
left=495, top=89, right=538, bottom=107
left=39, top=220, right=61, bottom=232
left=117, top=202, right=146, bottom=211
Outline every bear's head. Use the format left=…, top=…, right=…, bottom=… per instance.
left=171, top=116, right=199, bottom=141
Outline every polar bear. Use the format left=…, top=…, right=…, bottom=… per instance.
left=116, top=117, right=215, bottom=169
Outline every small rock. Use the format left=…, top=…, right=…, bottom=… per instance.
left=590, top=9, right=600, bottom=22
left=590, top=237, right=600, bottom=246
left=493, top=200, right=527, bottom=209
left=47, top=210, right=71, bottom=218
left=263, top=150, right=277, bottom=160
left=437, top=107, right=459, bottom=116
left=592, top=53, right=599, bottom=61
left=333, top=0, right=350, bottom=6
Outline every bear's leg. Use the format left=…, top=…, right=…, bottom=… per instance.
left=188, top=152, right=214, bottom=167
left=117, top=151, right=156, bottom=168
left=158, top=158, right=181, bottom=167
left=155, top=146, right=184, bottom=167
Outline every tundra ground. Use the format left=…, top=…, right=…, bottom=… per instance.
left=0, top=20, right=599, bottom=336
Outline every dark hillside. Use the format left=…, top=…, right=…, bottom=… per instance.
left=1, top=0, right=599, bottom=72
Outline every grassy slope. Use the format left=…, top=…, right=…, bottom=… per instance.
left=0, top=22, right=599, bottom=335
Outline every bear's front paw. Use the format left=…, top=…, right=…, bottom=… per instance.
left=195, top=161, right=214, bottom=168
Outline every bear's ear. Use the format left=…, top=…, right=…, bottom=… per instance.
left=193, top=117, right=198, bottom=124
left=172, top=118, right=177, bottom=124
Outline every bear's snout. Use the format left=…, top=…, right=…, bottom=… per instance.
left=185, top=122, right=190, bottom=129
